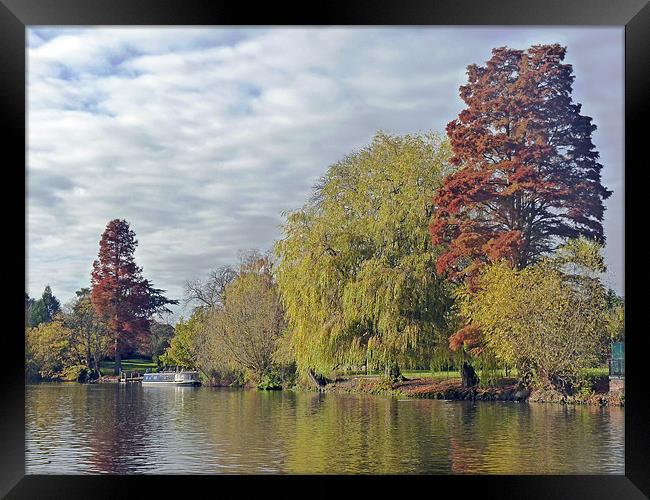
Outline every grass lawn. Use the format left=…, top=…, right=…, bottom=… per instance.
left=99, top=358, right=158, bottom=376
left=403, top=370, right=460, bottom=380
left=346, top=369, right=460, bottom=379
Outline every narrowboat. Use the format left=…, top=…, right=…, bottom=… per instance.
left=141, top=368, right=201, bottom=386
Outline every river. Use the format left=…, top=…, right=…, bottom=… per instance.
left=25, top=383, right=624, bottom=474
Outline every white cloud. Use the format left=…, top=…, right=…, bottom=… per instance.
left=27, top=27, right=625, bottom=316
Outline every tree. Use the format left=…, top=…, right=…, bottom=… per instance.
left=276, top=132, right=455, bottom=381
left=429, top=45, right=613, bottom=386
left=149, top=320, right=176, bottom=362
left=430, top=44, right=611, bottom=280
left=25, top=293, right=34, bottom=327
left=26, top=315, right=72, bottom=380
left=63, top=288, right=111, bottom=374
left=91, top=219, right=178, bottom=374
left=605, top=290, right=625, bottom=342
left=183, top=265, right=238, bottom=311
left=160, top=313, right=203, bottom=370
left=457, top=238, right=610, bottom=392
left=205, top=251, right=286, bottom=381
left=29, top=285, right=61, bottom=327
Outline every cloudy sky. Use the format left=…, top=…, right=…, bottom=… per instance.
left=27, top=27, right=624, bottom=318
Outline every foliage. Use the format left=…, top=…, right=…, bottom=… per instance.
left=430, top=44, right=611, bottom=281
left=256, top=366, right=284, bottom=390
left=203, top=251, right=286, bottom=381
left=605, top=290, right=624, bottom=342
left=275, top=132, right=455, bottom=377
left=162, top=251, right=286, bottom=386
left=91, top=219, right=178, bottom=374
left=63, top=288, right=111, bottom=373
left=25, top=316, right=73, bottom=380
left=60, top=364, right=93, bottom=383
left=159, top=312, right=203, bottom=369
left=149, top=320, right=176, bottom=362
left=25, top=293, right=34, bottom=326
left=29, top=285, right=61, bottom=327
left=458, top=239, right=610, bottom=391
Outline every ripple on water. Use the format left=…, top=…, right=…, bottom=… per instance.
left=26, top=384, right=624, bottom=474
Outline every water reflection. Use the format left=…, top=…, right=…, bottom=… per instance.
left=26, top=384, right=624, bottom=474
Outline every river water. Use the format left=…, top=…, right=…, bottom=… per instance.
left=25, top=383, right=624, bottom=474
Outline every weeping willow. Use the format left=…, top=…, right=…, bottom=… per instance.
left=275, top=132, right=456, bottom=376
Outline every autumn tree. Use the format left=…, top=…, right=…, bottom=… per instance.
left=429, top=45, right=612, bottom=384
left=91, top=219, right=177, bottom=374
left=430, top=44, right=611, bottom=278
left=276, top=132, right=455, bottom=382
left=162, top=250, right=287, bottom=386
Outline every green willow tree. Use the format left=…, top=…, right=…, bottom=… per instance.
left=275, top=132, right=455, bottom=382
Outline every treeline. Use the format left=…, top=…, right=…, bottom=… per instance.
left=25, top=219, right=177, bottom=382
left=25, top=285, right=175, bottom=382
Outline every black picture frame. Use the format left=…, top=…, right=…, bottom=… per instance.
left=2, top=1, right=647, bottom=498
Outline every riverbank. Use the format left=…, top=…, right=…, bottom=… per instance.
left=317, top=375, right=624, bottom=407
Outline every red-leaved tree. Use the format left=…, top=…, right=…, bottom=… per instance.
left=429, top=45, right=612, bottom=386
left=430, top=44, right=611, bottom=280
left=91, top=219, right=177, bottom=374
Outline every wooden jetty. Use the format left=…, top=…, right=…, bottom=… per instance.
left=119, top=371, right=143, bottom=383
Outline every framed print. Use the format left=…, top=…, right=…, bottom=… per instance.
left=1, top=0, right=648, bottom=498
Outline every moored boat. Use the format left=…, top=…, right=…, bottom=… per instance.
left=142, top=368, right=201, bottom=386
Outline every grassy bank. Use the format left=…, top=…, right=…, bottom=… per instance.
left=316, top=367, right=622, bottom=407
left=344, top=367, right=609, bottom=380
left=99, top=358, right=158, bottom=376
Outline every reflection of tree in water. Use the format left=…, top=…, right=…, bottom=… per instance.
left=285, top=396, right=453, bottom=474
left=85, top=385, right=153, bottom=473
left=446, top=402, right=624, bottom=474
left=26, top=384, right=87, bottom=465
left=27, top=386, right=624, bottom=474
left=191, top=389, right=298, bottom=473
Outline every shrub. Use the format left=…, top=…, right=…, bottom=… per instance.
left=458, top=240, right=610, bottom=393
left=61, top=364, right=89, bottom=382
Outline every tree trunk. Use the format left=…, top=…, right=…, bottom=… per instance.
left=460, top=362, right=478, bottom=388
left=85, top=344, right=92, bottom=370
left=114, top=338, right=122, bottom=375
left=307, top=369, right=328, bottom=390
left=384, top=361, right=403, bottom=382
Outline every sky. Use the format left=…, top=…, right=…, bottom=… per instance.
left=26, top=27, right=624, bottom=319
